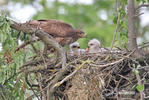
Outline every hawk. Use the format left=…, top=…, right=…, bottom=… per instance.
left=69, top=42, right=86, bottom=56
left=12, top=19, right=87, bottom=52
left=88, top=39, right=119, bottom=53
left=25, top=19, right=87, bottom=46
left=87, top=39, right=104, bottom=53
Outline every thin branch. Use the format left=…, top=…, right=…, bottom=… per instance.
left=11, top=21, right=67, bottom=100
left=25, top=73, right=40, bottom=100
left=14, top=39, right=40, bottom=53
left=53, top=59, right=91, bottom=88
left=134, top=13, right=144, bottom=17
left=90, top=58, right=124, bottom=67
left=137, top=4, right=149, bottom=10
left=90, top=51, right=133, bottom=68
left=110, top=12, right=120, bottom=50
left=11, top=21, right=66, bottom=68
left=37, top=73, right=46, bottom=100
left=0, top=88, right=6, bottom=100
left=135, top=71, right=145, bottom=100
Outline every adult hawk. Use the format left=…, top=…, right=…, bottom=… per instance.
left=11, top=19, right=87, bottom=52
left=25, top=19, right=87, bottom=46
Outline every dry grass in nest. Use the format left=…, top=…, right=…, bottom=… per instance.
left=66, top=69, right=105, bottom=100
left=19, top=49, right=149, bottom=100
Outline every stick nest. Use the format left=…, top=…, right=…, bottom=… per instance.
left=19, top=49, right=149, bottom=100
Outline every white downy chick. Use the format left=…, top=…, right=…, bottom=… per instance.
left=88, top=38, right=102, bottom=53
left=70, top=42, right=82, bottom=56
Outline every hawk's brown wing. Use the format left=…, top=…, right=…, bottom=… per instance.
left=26, top=19, right=74, bottom=37
left=55, top=37, right=78, bottom=46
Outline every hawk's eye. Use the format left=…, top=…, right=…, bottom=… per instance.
left=90, top=43, right=93, bottom=46
left=79, top=32, right=83, bottom=34
left=72, top=46, right=77, bottom=48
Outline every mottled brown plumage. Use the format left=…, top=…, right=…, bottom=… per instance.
left=26, top=20, right=84, bottom=37
left=24, top=19, right=87, bottom=46
left=13, top=19, right=87, bottom=53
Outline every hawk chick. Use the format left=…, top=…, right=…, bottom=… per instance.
left=88, top=38, right=102, bottom=53
left=69, top=42, right=85, bottom=56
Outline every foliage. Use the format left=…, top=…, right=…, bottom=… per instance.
left=0, top=14, right=31, bottom=100
left=136, top=84, right=144, bottom=92
left=112, top=2, right=128, bottom=48
left=33, top=1, right=116, bottom=48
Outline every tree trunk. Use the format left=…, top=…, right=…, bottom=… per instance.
left=127, top=0, right=143, bottom=58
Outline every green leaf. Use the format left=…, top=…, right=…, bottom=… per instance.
left=136, top=0, right=141, bottom=3
left=133, top=64, right=135, bottom=68
left=137, top=64, right=141, bottom=68
left=136, top=84, right=144, bottom=92
left=135, top=69, right=139, bottom=75
left=113, top=14, right=118, bottom=24
left=122, top=0, right=127, bottom=5
left=0, top=22, right=4, bottom=27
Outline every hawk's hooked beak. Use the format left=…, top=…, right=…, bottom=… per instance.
left=86, top=47, right=89, bottom=52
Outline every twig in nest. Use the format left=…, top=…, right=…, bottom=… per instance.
left=89, top=58, right=123, bottom=67
left=14, top=38, right=40, bottom=53
left=40, top=54, right=48, bottom=69
left=25, top=73, right=40, bottom=100
left=135, top=68, right=145, bottom=100
left=53, top=59, right=91, bottom=88
left=36, top=73, right=46, bottom=100
left=117, top=74, right=132, bottom=84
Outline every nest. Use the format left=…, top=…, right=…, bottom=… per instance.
left=10, top=21, right=149, bottom=100
left=19, top=49, right=149, bottom=100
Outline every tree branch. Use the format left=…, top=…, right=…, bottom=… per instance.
left=53, top=59, right=91, bottom=88
left=10, top=21, right=67, bottom=100
left=137, top=4, right=149, bottom=10
left=110, top=12, right=120, bottom=50
left=10, top=21, right=66, bottom=68
left=135, top=70, right=145, bottom=100
left=127, top=0, right=143, bottom=58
